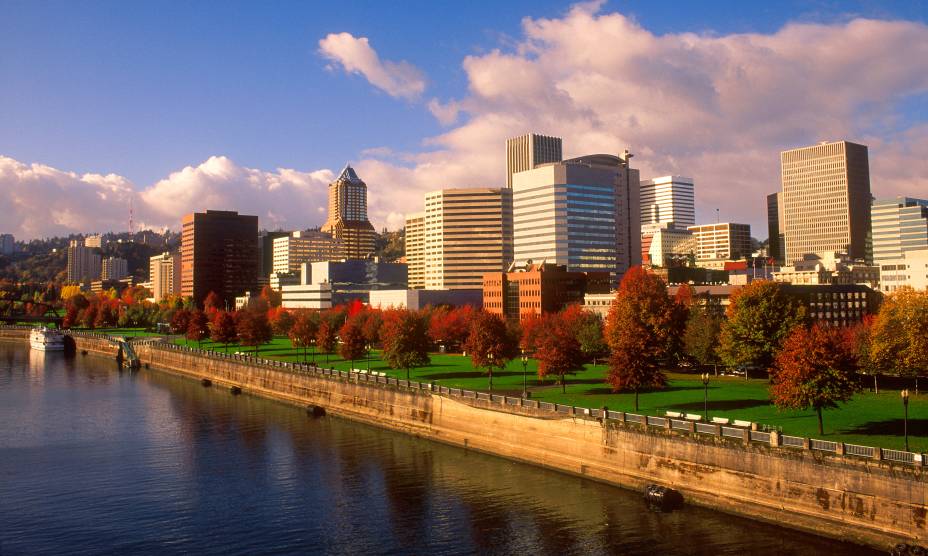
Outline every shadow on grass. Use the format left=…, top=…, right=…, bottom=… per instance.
left=842, top=419, right=928, bottom=437
left=580, top=384, right=705, bottom=396
left=667, top=399, right=771, bottom=411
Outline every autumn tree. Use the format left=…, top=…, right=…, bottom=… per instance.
left=360, top=309, right=383, bottom=346
left=683, top=299, right=723, bottom=371
left=718, top=280, right=807, bottom=374
left=519, top=312, right=545, bottom=353
left=428, top=305, right=475, bottom=352
left=535, top=312, right=586, bottom=392
left=604, top=267, right=682, bottom=410
left=186, top=309, right=210, bottom=348
left=170, top=308, right=192, bottom=336
left=380, top=310, right=430, bottom=380
left=464, top=311, right=518, bottom=391
left=771, top=324, right=858, bottom=435
left=870, top=289, right=928, bottom=387
left=203, top=291, right=223, bottom=316
left=236, top=310, right=272, bottom=355
left=268, top=307, right=295, bottom=336
left=81, top=301, right=99, bottom=329
left=316, top=320, right=338, bottom=364
left=844, top=315, right=877, bottom=391
left=260, top=285, right=282, bottom=308
left=210, top=311, right=238, bottom=352
left=289, top=312, right=319, bottom=363
left=339, top=319, right=368, bottom=369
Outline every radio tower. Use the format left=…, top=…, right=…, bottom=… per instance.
left=129, top=197, right=135, bottom=234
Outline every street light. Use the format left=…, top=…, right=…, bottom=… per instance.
left=902, top=389, right=910, bottom=452
left=702, top=372, right=710, bottom=421
left=366, top=343, right=371, bottom=372
left=310, top=338, right=316, bottom=365
left=488, top=352, right=494, bottom=391
left=521, top=349, right=528, bottom=398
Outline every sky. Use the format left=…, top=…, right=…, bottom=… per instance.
left=2, top=0, right=927, bottom=240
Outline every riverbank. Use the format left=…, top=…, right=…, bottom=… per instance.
left=1, top=328, right=924, bottom=550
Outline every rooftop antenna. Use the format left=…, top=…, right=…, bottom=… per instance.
left=129, top=197, right=135, bottom=234
left=715, top=208, right=719, bottom=224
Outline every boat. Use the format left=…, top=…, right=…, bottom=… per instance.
left=30, top=327, right=65, bottom=351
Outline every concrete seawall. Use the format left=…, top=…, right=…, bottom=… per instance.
left=1, top=328, right=923, bottom=549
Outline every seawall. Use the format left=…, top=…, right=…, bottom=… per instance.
left=1, top=328, right=924, bottom=549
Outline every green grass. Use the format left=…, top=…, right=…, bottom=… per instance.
left=173, top=335, right=928, bottom=452
left=78, top=327, right=161, bottom=338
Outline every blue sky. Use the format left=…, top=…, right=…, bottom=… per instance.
left=2, top=1, right=927, bottom=238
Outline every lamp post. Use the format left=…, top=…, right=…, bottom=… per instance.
left=902, top=389, right=910, bottom=452
left=521, top=349, right=528, bottom=398
left=702, top=372, right=710, bottom=421
left=310, top=338, right=316, bottom=365
left=488, top=352, right=494, bottom=392
left=366, top=343, right=371, bottom=372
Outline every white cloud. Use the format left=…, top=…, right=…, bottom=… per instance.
left=319, top=32, right=426, bottom=100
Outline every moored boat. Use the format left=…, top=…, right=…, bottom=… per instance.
left=30, top=327, right=65, bottom=351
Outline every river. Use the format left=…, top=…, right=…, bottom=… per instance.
left=0, top=342, right=876, bottom=555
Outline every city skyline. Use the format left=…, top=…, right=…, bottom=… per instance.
left=2, top=2, right=927, bottom=241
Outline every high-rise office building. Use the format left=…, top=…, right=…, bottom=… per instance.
left=506, top=133, right=562, bottom=188
left=639, top=176, right=695, bottom=228
left=512, top=152, right=640, bottom=283
left=101, top=257, right=129, bottom=281
left=780, top=141, right=871, bottom=264
left=871, top=197, right=928, bottom=263
left=258, top=230, right=290, bottom=278
left=149, top=252, right=181, bottom=302
left=687, top=223, right=752, bottom=261
left=83, top=234, right=104, bottom=249
left=271, top=230, right=340, bottom=274
left=181, top=210, right=259, bottom=306
left=404, top=212, right=425, bottom=289
left=320, top=165, right=376, bottom=259
left=422, top=188, right=513, bottom=290
left=66, top=239, right=101, bottom=283
left=0, top=234, right=13, bottom=255
left=766, top=193, right=785, bottom=263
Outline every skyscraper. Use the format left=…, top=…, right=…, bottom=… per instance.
left=404, top=212, right=425, bottom=289
left=639, top=176, right=695, bottom=228
left=687, top=223, right=752, bottom=261
left=506, top=133, right=562, bottom=188
left=766, top=192, right=785, bottom=263
left=66, top=239, right=101, bottom=283
left=320, top=165, right=376, bottom=259
left=512, top=152, right=640, bottom=283
left=149, top=252, right=181, bottom=302
left=271, top=230, right=340, bottom=274
left=423, top=188, right=513, bottom=290
left=871, top=197, right=928, bottom=263
left=181, top=210, right=259, bottom=306
left=0, top=234, right=13, bottom=256
left=781, top=141, right=871, bottom=263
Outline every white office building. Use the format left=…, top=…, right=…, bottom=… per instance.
left=880, top=249, right=928, bottom=293
left=639, top=176, right=695, bottom=229
left=871, top=197, right=928, bottom=264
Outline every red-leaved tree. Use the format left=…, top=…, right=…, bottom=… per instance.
left=605, top=267, right=683, bottom=410
left=535, top=311, right=585, bottom=393
left=289, top=312, right=319, bottom=364
left=771, top=324, right=858, bottom=435
left=428, top=305, right=475, bottom=352
left=464, top=311, right=519, bottom=391
left=316, top=320, right=338, bottom=364
left=236, top=310, right=272, bottom=355
left=339, top=319, right=368, bottom=369
left=186, top=309, right=210, bottom=348
left=209, top=311, right=238, bottom=352
left=380, top=309, right=430, bottom=380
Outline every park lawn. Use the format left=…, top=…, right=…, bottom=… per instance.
left=83, top=327, right=161, bottom=338
left=173, top=336, right=928, bottom=452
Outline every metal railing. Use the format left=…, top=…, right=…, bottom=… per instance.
left=111, top=336, right=928, bottom=468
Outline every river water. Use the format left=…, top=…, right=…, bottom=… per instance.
left=0, top=342, right=876, bottom=555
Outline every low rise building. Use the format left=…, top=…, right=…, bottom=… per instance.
left=773, top=252, right=879, bottom=289
left=483, top=262, right=609, bottom=321
left=582, top=292, right=615, bottom=318
left=368, top=289, right=483, bottom=311
left=280, top=260, right=407, bottom=308
left=879, top=248, right=928, bottom=293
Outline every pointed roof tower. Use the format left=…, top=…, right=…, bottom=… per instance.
left=336, top=164, right=364, bottom=184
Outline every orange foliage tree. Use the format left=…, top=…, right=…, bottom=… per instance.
left=464, top=311, right=519, bottom=391
left=534, top=311, right=585, bottom=393
left=771, top=324, right=858, bottom=435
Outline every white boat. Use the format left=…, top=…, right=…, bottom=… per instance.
left=30, top=327, right=65, bottom=351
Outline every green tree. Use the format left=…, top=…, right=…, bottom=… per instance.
left=604, top=267, right=682, bottom=411
left=771, top=324, right=858, bottom=435
left=870, top=289, right=928, bottom=387
left=380, top=310, right=430, bottom=380
left=575, top=313, right=608, bottom=365
left=718, top=280, right=807, bottom=374
left=464, top=311, right=518, bottom=391
left=684, top=299, right=723, bottom=370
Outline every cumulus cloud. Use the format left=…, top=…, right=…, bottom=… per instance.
left=0, top=155, right=337, bottom=238
left=355, top=5, right=928, bottom=234
left=319, top=32, right=426, bottom=100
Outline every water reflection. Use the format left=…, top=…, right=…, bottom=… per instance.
left=0, top=342, right=876, bottom=555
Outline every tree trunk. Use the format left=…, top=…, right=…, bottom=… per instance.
left=816, top=407, right=824, bottom=436
left=873, top=374, right=878, bottom=394
left=406, top=367, right=410, bottom=381
left=489, top=367, right=493, bottom=391
left=561, top=374, right=566, bottom=393
left=634, top=388, right=639, bottom=412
